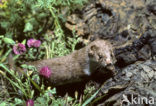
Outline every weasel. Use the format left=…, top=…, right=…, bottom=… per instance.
left=28, top=39, right=116, bottom=85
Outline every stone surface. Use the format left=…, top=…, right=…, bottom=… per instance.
left=65, top=0, right=156, bottom=46
left=98, top=60, right=156, bottom=105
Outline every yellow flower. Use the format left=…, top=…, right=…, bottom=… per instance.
left=17, top=0, right=22, bottom=5
left=27, top=71, right=33, bottom=76
left=0, top=0, right=7, bottom=8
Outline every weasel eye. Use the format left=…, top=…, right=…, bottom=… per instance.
left=99, top=55, right=103, bottom=60
left=111, top=54, right=113, bottom=57
left=89, top=53, right=94, bottom=57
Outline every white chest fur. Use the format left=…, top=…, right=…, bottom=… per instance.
left=83, top=64, right=91, bottom=75
left=83, top=57, right=91, bottom=75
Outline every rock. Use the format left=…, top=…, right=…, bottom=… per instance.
left=147, top=4, right=156, bottom=15
left=65, top=0, right=156, bottom=47
left=149, top=38, right=156, bottom=55
left=98, top=60, right=156, bottom=105
left=138, top=45, right=151, bottom=60
left=65, top=14, right=89, bottom=36
left=114, top=30, right=156, bottom=67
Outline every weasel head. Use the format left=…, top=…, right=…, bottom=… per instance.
left=88, top=40, right=116, bottom=72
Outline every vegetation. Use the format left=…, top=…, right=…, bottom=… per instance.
left=0, top=0, right=101, bottom=105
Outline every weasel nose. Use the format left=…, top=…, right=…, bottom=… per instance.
left=106, top=58, right=112, bottom=65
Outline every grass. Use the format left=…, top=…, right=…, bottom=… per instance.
left=0, top=0, right=103, bottom=105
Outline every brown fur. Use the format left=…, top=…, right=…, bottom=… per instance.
left=29, top=39, right=116, bottom=85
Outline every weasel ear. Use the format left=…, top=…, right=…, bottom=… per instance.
left=88, top=45, right=98, bottom=57
left=90, top=45, right=98, bottom=51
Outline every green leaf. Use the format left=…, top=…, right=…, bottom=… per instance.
left=24, top=22, right=33, bottom=32
left=14, top=98, right=23, bottom=105
left=82, top=89, right=100, bottom=106
left=3, top=37, right=15, bottom=45
left=0, top=102, right=6, bottom=106
left=0, top=35, right=4, bottom=38
left=22, top=39, right=26, bottom=45
left=0, top=22, right=10, bottom=29
left=0, top=48, right=12, bottom=63
left=51, top=88, right=56, bottom=94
